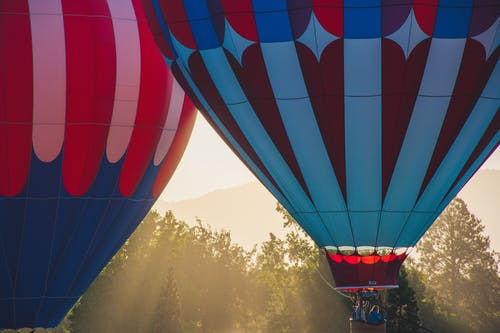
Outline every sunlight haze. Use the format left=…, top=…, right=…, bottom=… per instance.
left=162, top=114, right=500, bottom=202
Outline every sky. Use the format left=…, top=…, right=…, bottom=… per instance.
left=161, top=114, right=500, bottom=202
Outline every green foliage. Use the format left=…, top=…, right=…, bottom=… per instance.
left=67, top=209, right=350, bottom=333
left=385, top=266, right=421, bottom=333
left=65, top=198, right=499, bottom=333
left=412, top=198, right=500, bottom=333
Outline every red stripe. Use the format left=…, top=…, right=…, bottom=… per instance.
left=418, top=40, right=488, bottom=198
left=0, top=1, right=33, bottom=196
left=226, top=44, right=314, bottom=201
left=440, top=47, right=500, bottom=205
left=152, top=97, right=196, bottom=197
left=296, top=40, right=347, bottom=200
left=313, top=0, right=343, bottom=37
left=382, top=38, right=431, bottom=200
left=170, top=61, right=287, bottom=200
left=120, top=3, right=172, bottom=197
left=443, top=111, right=500, bottom=208
left=414, top=0, right=438, bottom=36
left=187, top=51, right=288, bottom=201
left=139, top=0, right=174, bottom=59
left=158, top=0, right=197, bottom=49
left=221, top=0, right=258, bottom=41
left=62, top=0, right=116, bottom=196
left=0, top=0, right=28, bottom=12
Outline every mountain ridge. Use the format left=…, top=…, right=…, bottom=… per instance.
left=154, top=169, right=500, bottom=251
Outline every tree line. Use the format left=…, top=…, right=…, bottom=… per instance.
left=60, top=198, right=498, bottom=332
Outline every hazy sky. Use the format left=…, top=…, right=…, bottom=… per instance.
left=161, top=115, right=500, bottom=202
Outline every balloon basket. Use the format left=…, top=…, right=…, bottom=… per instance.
left=350, top=319, right=386, bottom=333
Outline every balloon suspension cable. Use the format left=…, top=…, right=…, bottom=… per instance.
left=290, top=219, right=436, bottom=332
left=316, top=253, right=356, bottom=301
left=290, top=222, right=354, bottom=301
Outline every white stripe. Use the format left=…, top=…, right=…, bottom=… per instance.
left=260, top=41, right=347, bottom=212
left=106, top=0, right=141, bottom=163
left=383, top=38, right=466, bottom=212
left=384, top=59, right=498, bottom=248
left=29, top=0, right=66, bottom=162
left=153, top=79, right=185, bottom=165
left=415, top=98, right=499, bottom=212
left=343, top=39, right=382, bottom=245
left=259, top=41, right=350, bottom=245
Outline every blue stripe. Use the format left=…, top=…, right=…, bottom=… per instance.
left=344, top=39, right=382, bottom=213
left=0, top=301, right=14, bottom=328
left=35, top=298, right=76, bottom=328
left=252, top=0, right=287, bottom=12
left=69, top=201, right=152, bottom=296
left=395, top=212, right=435, bottom=247
left=293, top=212, right=335, bottom=247
left=383, top=38, right=466, bottom=212
left=349, top=212, right=381, bottom=245
left=433, top=0, right=473, bottom=38
left=0, top=154, right=168, bottom=328
left=261, top=41, right=347, bottom=213
left=344, top=0, right=381, bottom=38
left=251, top=0, right=293, bottom=42
left=182, top=0, right=221, bottom=49
left=0, top=198, right=25, bottom=293
left=14, top=299, right=40, bottom=328
left=320, top=212, right=355, bottom=246
left=376, top=212, right=410, bottom=247
left=15, top=200, right=57, bottom=298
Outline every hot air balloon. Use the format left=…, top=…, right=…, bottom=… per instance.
left=142, top=0, right=499, bottom=292
left=0, top=0, right=196, bottom=329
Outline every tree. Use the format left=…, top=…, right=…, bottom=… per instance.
left=415, top=198, right=500, bottom=332
left=385, top=266, right=421, bottom=333
left=150, top=268, right=181, bottom=333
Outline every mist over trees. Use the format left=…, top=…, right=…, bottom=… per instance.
left=61, top=198, right=499, bottom=333
left=411, top=198, right=500, bottom=333
left=67, top=210, right=350, bottom=333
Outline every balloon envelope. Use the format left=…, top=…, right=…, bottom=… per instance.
left=0, top=0, right=195, bottom=328
left=143, top=0, right=499, bottom=290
